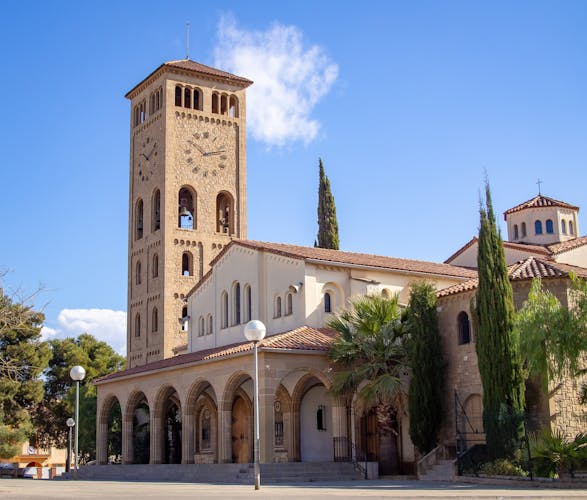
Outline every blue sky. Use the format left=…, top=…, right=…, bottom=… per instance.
left=1, top=1, right=586, bottom=353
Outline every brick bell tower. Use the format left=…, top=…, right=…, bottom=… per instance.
left=125, top=60, right=252, bottom=368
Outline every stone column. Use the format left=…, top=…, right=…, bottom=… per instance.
left=121, top=414, right=134, bottom=465
left=217, top=407, right=232, bottom=463
left=150, top=413, right=162, bottom=464
left=182, top=409, right=194, bottom=464
left=258, top=354, right=277, bottom=464
left=96, top=407, right=108, bottom=465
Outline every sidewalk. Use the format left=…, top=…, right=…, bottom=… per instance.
left=1, top=478, right=586, bottom=500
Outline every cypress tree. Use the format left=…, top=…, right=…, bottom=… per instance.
left=316, top=158, right=340, bottom=250
left=406, top=282, right=443, bottom=454
left=476, top=182, right=525, bottom=459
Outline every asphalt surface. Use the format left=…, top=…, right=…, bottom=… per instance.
left=1, top=478, right=586, bottom=500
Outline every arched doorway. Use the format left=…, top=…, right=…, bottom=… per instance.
left=299, top=384, right=333, bottom=462
left=357, top=405, right=400, bottom=475
left=231, top=394, right=252, bottom=463
left=165, top=398, right=182, bottom=464
left=106, top=398, right=122, bottom=463
left=132, top=399, right=150, bottom=464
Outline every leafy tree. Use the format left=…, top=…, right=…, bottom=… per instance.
left=515, top=276, right=587, bottom=406
left=406, top=282, right=443, bottom=454
left=34, top=333, right=125, bottom=461
left=328, top=294, right=407, bottom=471
left=316, top=158, right=340, bottom=250
left=476, top=182, right=525, bottom=459
left=0, top=285, right=50, bottom=458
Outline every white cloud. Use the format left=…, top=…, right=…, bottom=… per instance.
left=40, top=326, right=58, bottom=341
left=214, top=15, right=339, bottom=147
left=45, top=308, right=127, bottom=355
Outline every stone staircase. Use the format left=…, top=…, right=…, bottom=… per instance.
left=416, top=445, right=455, bottom=482
left=417, top=459, right=455, bottom=482
left=55, top=461, right=363, bottom=484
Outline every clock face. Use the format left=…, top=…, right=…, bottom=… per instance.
left=183, top=123, right=236, bottom=178
left=136, top=136, right=159, bottom=182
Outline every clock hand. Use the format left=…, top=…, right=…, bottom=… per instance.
left=205, top=150, right=226, bottom=156
left=140, top=153, right=148, bottom=160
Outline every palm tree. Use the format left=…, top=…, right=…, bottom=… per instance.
left=327, top=294, right=408, bottom=471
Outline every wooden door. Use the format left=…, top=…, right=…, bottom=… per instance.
left=231, top=397, right=250, bottom=463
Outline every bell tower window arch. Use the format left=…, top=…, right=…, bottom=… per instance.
left=178, top=186, right=196, bottom=230
left=216, top=191, right=234, bottom=234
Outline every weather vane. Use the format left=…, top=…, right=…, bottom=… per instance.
left=537, top=178, right=543, bottom=195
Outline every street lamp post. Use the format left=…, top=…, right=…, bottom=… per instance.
left=244, top=320, right=266, bottom=491
left=66, top=418, right=75, bottom=473
left=69, top=365, right=86, bottom=479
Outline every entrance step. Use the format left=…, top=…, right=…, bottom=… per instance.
left=418, top=460, right=455, bottom=482
left=55, top=462, right=363, bottom=484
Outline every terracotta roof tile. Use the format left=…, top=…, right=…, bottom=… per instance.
left=445, top=237, right=552, bottom=264
left=547, top=236, right=587, bottom=255
left=504, top=195, right=578, bottom=218
left=126, top=59, right=252, bottom=98
left=213, top=240, right=477, bottom=278
left=95, top=326, right=336, bottom=384
left=438, top=257, right=587, bottom=298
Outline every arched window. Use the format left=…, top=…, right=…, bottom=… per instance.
left=178, top=187, right=196, bottom=229
left=135, top=260, right=142, bottom=285
left=569, top=221, right=574, bottom=235
left=546, top=219, right=554, bottom=234
left=151, top=307, right=158, bottom=332
left=207, top=314, right=213, bottom=335
left=458, top=311, right=471, bottom=345
left=233, top=282, right=241, bottom=325
left=133, top=106, right=139, bottom=127
left=182, top=251, right=193, bottom=276
left=200, top=409, right=211, bottom=450
left=199, top=316, right=205, bottom=337
left=513, top=224, right=519, bottom=240
left=324, top=292, right=332, bottom=313
left=285, top=292, right=293, bottom=315
left=134, top=313, right=141, bottom=337
left=243, top=285, right=252, bottom=323
left=216, top=192, right=234, bottom=234
left=193, top=89, right=201, bottom=110
left=229, top=95, right=239, bottom=118
left=184, top=88, right=191, bottom=109
left=562, top=220, right=567, bottom=234
left=274, top=401, right=284, bottom=446
left=521, top=222, right=527, bottom=238
left=274, top=296, right=282, bottom=318
left=181, top=306, right=189, bottom=332
left=535, top=220, right=543, bottom=235
left=152, top=253, right=159, bottom=278
left=135, top=199, right=144, bottom=240
left=211, top=93, right=219, bottom=114
left=175, top=86, right=182, bottom=106
left=221, top=291, right=228, bottom=329
left=152, top=189, right=161, bottom=232
left=139, top=100, right=146, bottom=123
left=220, top=94, right=228, bottom=115
left=316, top=405, right=326, bottom=431
left=155, top=87, right=161, bottom=111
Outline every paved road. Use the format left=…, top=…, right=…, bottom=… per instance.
left=1, top=479, right=586, bottom=500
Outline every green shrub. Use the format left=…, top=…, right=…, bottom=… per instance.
left=479, top=458, right=528, bottom=477
left=529, top=430, right=587, bottom=478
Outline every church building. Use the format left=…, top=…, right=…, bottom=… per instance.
left=94, top=59, right=586, bottom=476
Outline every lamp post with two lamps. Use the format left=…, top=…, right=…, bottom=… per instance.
left=243, top=320, right=266, bottom=491
left=69, top=365, right=86, bottom=479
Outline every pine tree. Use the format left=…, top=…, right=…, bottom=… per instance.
left=476, top=182, right=525, bottom=459
left=316, top=158, right=340, bottom=250
left=406, top=282, right=443, bottom=454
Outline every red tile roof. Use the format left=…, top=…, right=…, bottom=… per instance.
left=547, top=236, right=587, bottom=255
left=95, top=326, right=336, bottom=384
left=444, top=237, right=551, bottom=264
left=437, top=257, right=587, bottom=298
left=126, top=59, right=253, bottom=98
left=504, top=195, right=578, bottom=218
